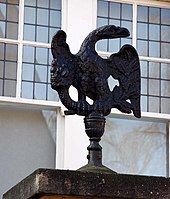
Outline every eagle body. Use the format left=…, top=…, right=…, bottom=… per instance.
left=51, top=25, right=141, bottom=118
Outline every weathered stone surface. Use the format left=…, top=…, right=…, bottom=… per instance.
left=3, top=169, right=170, bottom=199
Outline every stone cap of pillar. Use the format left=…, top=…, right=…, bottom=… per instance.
left=3, top=168, right=170, bottom=199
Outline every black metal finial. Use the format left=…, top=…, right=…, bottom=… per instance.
left=78, top=112, right=117, bottom=174
left=51, top=25, right=141, bottom=173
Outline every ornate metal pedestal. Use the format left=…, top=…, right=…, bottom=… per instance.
left=78, top=112, right=116, bottom=174
left=51, top=25, right=141, bottom=173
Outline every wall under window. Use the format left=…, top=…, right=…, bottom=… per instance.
left=0, top=108, right=56, bottom=196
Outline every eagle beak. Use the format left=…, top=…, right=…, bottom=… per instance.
left=116, top=26, right=130, bottom=38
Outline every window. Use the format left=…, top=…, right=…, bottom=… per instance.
left=97, top=0, right=170, bottom=115
left=0, top=0, right=61, bottom=101
left=102, top=117, right=167, bottom=176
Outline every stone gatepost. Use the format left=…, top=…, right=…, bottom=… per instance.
left=3, top=168, right=170, bottom=199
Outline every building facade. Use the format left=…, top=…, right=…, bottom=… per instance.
left=0, top=0, right=169, bottom=197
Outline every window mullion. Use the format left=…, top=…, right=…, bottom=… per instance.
left=16, top=0, right=24, bottom=99
left=132, top=2, right=137, bottom=48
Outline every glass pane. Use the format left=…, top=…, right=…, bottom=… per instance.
left=149, top=41, right=160, bottom=57
left=35, top=65, right=47, bottom=83
left=8, top=0, right=19, bottom=4
left=141, top=78, right=147, bottom=95
left=161, top=63, right=170, bottom=80
left=122, top=4, right=132, bottom=20
left=7, top=4, right=18, bottom=22
left=161, top=80, right=170, bottom=97
left=161, top=8, right=170, bottom=25
left=109, top=19, right=120, bottom=26
left=141, top=95, right=147, bottom=112
left=22, top=63, right=34, bottom=81
left=109, top=39, right=120, bottom=53
left=161, top=98, right=170, bottom=114
left=96, top=39, right=107, bottom=52
left=149, top=62, right=160, bottom=78
left=48, top=49, right=52, bottom=65
left=138, top=6, right=148, bottom=22
left=149, top=96, right=160, bottom=112
left=37, top=26, right=48, bottom=43
left=0, top=3, right=6, bottom=20
left=5, top=62, right=17, bottom=79
left=0, top=42, right=4, bottom=59
left=50, top=10, right=61, bottom=27
left=161, top=25, right=170, bottom=42
left=0, top=79, right=3, bottom=96
left=4, top=79, right=16, bottom=97
left=137, top=23, right=148, bottom=40
left=161, top=43, right=170, bottom=59
left=97, top=0, right=108, bottom=17
left=97, top=17, right=108, bottom=27
left=37, top=0, right=48, bottom=8
left=149, top=7, right=160, bottom=24
left=140, top=61, right=147, bottom=77
left=0, top=61, right=3, bottom=78
left=22, top=81, right=33, bottom=99
left=23, top=46, right=34, bottom=63
left=34, top=83, right=46, bottom=100
left=149, top=24, right=160, bottom=41
left=0, top=21, right=5, bottom=37
left=50, top=0, right=61, bottom=10
left=47, top=84, right=59, bottom=101
left=6, top=44, right=18, bottom=61
left=36, top=47, right=48, bottom=64
left=137, top=40, right=148, bottom=56
left=109, top=2, right=120, bottom=19
left=102, top=117, right=166, bottom=176
left=7, top=22, right=18, bottom=39
left=24, top=0, right=36, bottom=6
left=121, top=38, right=131, bottom=46
left=24, top=7, right=36, bottom=24
left=24, top=25, right=35, bottom=41
left=149, top=79, right=159, bottom=96
left=37, top=8, right=48, bottom=26
left=47, top=67, right=51, bottom=84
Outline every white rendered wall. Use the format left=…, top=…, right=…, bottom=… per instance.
left=0, top=109, right=56, bottom=198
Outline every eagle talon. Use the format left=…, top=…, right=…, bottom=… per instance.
left=77, top=100, right=90, bottom=111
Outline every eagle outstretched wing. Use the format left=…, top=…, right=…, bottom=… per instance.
left=108, top=44, right=141, bottom=118
left=51, top=25, right=141, bottom=118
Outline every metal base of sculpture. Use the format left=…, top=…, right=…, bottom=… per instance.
left=78, top=112, right=117, bottom=174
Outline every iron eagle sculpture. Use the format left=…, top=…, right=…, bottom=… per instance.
left=51, top=25, right=141, bottom=118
